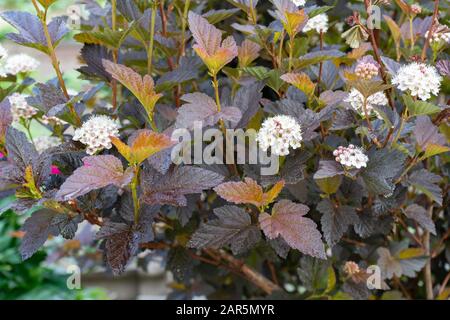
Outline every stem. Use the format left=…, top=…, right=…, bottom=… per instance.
left=111, top=0, right=118, bottom=111
left=248, top=0, right=257, bottom=25
left=421, top=0, right=439, bottom=62
left=33, top=2, right=81, bottom=126
left=147, top=2, right=157, bottom=74
left=179, top=0, right=191, bottom=59
left=288, top=36, right=294, bottom=72
left=424, top=205, right=434, bottom=300
left=392, top=108, right=408, bottom=146
left=131, top=165, right=140, bottom=224
left=362, top=0, right=395, bottom=110
left=212, top=74, right=222, bottom=113
left=278, top=31, right=285, bottom=68
left=317, top=31, right=324, bottom=95
left=409, top=16, right=415, bottom=51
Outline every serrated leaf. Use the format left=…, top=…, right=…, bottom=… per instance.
left=383, top=15, right=402, bottom=44
left=238, top=39, right=261, bottom=68
left=406, top=169, right=442, bottom=205
left=97, top=213, right=154, bottom=275
left=315, top=175, right=342, bottom=195
left=341, top=25, right=369, bottom=49
left=317, top=199, right=359, bottom=247
left=361, top=148, right=406, bottom=196
left=1, top=12, right=69, bottom=53
left=404, top=204, right=436, bottom=235
left=214, top=177, right=284, bottom=208
left=259, top=200, right=326, bottom=259
left=188, top=11, right=238, bottom=75
left=111, top=130, right=173, bottom=165
left=403, top=95, right=441, bottom=116
left=281, top=72, right=316, bottom=98
left=313, top=160, right=344, bottom=179
left=55, top=155, right=133, bottom=201
left=103, top=61, right=162, bottom=118
left=413, top=116, right=449, bottom=159
left=203, top=8, right=240, bottom=25
left=188, top=205, right=260, bottom=254
left=78, top=44, right=113, bottom=82
left=141, top=166, right=224, bottom=207
left=377, top=246, right=427, bottom=279
left=175, top=92, right=241, bottom=130
left=156, top=56, right=200, bottom=92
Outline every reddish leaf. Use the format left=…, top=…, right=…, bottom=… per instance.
left=56, top=155, right=133, bottom=201
left=214, top=177, right=284, bottom=208
left=103, top=60, right=162, bottom=116
left=111, top=129, right=174, bottom=165
left=188, top=11, right=238, bottom=75
left=141, top=166, right=224, bottom=206
left=259, top=200, right=326, bottom=259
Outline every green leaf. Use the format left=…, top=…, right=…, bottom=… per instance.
left=203, top=8, right=240, bottom=25
left=403, top=95, right=441, bottom=116
left=315, top=175, right=342, bottom=195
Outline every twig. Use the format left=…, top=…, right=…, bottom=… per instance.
left=216, top=249, right=281, bottom=295
left=362, top=0, right=395, bottom=110
left=421, top=0, right=440, bottom=62
left=438, top=271, right=450, bottom=297
left=424, top=205, right=434, bottom=300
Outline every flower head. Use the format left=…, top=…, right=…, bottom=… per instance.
left=73, top=115, right=120, bottom=155
left=292, top=0, right=306, bottom=6
left=333, top=144, right=369, bottom=169
left=344, top=261, right=361, bottom=276
left=8, top=93, right=37, bottom=122
left=425, top=24, right=450, bottom=45
left=42, top=115, right=67, bottom=126
left=303, top=13, right=329, bottom=33
left=34, top=136, right=61, bottom=154
left=392, top=62, right=442, bottom=101
left=355, top=56, right=380, bottom=80
left=410, top=4, right=422, bottom=15
left=345, top=88, right=388, bottom=118
left=4, top=54, right=39, bottom=75
left=257, top=115, right=303, bottom=156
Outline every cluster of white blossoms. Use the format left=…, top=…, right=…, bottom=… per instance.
left=34, top=136, right=61, bottom=154
left=303, top=14, right=329, bottom=33
left=292, top=0, right=306, bottom=6
left=0, top=45, right=8, bottom=78
left=425, top=24, right=450, bottom=45
left=256, top=115, right=303, bottom=156
left=4, top=54, right=40, bottom=75
left=333, top=145, right=369, bottom=169
left=410, top=4, right=422, bottom=14
left=73, top=115, right=120, bottom=155
left=8, top=93, right=38, bottom=122
left=392, top=62, right=442, bottom=101
left=345, top=88, right=388, bottom=118
left=42, top=115, right=67, bottom=126
left=355, top=57, right=379, bottom=80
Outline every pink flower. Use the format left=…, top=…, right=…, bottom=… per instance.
left=51, top=165, right=62, bottom=175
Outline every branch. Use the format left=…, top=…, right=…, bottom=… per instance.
left=423, top=205, right=434, bottom=300
left=421, top=0, right=440, bottom=62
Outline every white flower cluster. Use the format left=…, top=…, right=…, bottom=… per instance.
left=392, top=62, right=442, bottom=101
left=425, top=24, right=450, bottom=45
left=8, top=93, right=37, bottom=122
left=4, top=54, right=40, bottom=75
left=42, top=115, right=67, bottom=126
left=292, top=0, right=306, bottom=6
left=34, top=136, right=61, bottom=154
left=333, top=145, right=369, bottom=169
left=257, top=115, right=303, bottom=156
left=355, top=61, right=379, bottom=80
left=410, top=4, right=422, bottom=14
left=0, top=45, right=8, bottom=78
left=73, top=115, right=120, bottom=155
left=345, top=88, right=388, bottom=118
left=303, top=14, right=329, bottom=33
left=343, top=261, right=361, bottom=276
